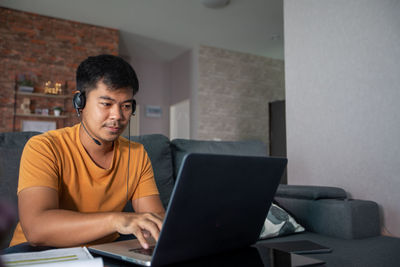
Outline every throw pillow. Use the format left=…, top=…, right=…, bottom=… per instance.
left=259, top=203, right=305, bottom=239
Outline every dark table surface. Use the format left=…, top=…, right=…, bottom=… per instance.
left=93, top=244, right=326, bottom=267
left=2, top=242, right=326, bottom=267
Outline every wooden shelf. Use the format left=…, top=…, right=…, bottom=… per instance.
left=14, top=113, right=68, bottom=119
left=13, top=82, right=71, bottom=131
left=16, top=91, right=70, bottom=99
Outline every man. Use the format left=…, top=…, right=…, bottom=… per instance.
left=9, top=55, right=164, bottom=250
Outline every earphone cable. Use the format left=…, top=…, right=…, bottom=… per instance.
left=127, top=119, right=131, bottom=204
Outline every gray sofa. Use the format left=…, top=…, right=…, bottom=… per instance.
left=1, top=132, right=400, bottom=266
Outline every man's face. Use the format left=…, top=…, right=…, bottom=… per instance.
left=81, top=81, right=134, bottom=143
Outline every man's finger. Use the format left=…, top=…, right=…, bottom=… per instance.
left=146, top=213, right=163, bottom=232
left=138, top=216, right=161, bottom=241
left=142, top=230, right=151, bottom=238
left=133, top=227, right=149, bottom=249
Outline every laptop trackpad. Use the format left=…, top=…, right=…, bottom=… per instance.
left=89, top=239, right=155, bottom=265
left=129, top=245, right=156, bottom=256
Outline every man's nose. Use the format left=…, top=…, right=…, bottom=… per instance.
left=110, top=105, right=124, bottom=120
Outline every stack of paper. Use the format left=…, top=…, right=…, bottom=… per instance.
left=1, top=247, right=103, bottom=267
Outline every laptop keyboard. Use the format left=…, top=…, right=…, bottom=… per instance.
left=129, top=246, right=155, bottom=256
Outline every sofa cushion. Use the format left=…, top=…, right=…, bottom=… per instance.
left=259, top=203, right=305, bottom=239
left=129, top=134, right=174, bottom=208
left=170, top=139, right=267, bottom=179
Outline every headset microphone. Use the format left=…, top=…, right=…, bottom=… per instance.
left=81, top=121, right=101, bottom=146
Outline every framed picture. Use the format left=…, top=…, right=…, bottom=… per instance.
left=145, top=105, right=162, bottom=118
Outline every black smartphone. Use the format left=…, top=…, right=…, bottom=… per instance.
left=260, top=240, right=332, bottom=254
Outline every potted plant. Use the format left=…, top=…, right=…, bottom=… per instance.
left=16, top=72, right=38, bottom=93
left=53, top=106, right=63, bottom=116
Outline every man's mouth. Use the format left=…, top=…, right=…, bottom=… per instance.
left=104, top=125, right=122, bottom=133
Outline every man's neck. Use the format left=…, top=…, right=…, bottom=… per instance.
left=79, top=126, right=115, bottom=169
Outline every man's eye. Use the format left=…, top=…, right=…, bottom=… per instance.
left=101, top=102, right=112, bottom=106
left=122, top=104, right=132, bottom=109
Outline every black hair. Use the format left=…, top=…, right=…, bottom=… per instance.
left=76, top=54, right=139, bottom=96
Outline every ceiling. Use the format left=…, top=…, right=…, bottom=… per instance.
left=0, top=0, right=284, bottom=61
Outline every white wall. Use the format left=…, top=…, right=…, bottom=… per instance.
left=131, top=57, right=171, bottom=137
left=170, top=50, right=192, bottom=105
left=285, top=0, right=400, bottom=236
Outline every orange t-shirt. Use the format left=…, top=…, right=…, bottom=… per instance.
left=10, top=124, right=159, bottom=246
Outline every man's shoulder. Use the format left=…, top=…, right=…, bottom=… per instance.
left=27, top=124, right=79, bottom=148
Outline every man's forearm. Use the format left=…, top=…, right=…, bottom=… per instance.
left=23, top=209, right=119, bottom=247
left=19, top=188, right=164, bottom=248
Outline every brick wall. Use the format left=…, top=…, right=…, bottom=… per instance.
left=197, top=45, right=285, bottom=145
left=0, top=7, right=119, bottom=132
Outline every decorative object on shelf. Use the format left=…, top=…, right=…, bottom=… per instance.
left=44, top=81, right=63, bottom=95
left=22, top=120, right=56, bottom=132
left=16, top=72, right=38, bottom=93
left=20, top=98, right=31, bottom=114
left=42, top=108, right=49, bottom=116
left=35, top=108, right=42, bottom=115
left=53, top=106, right=63, bottom=116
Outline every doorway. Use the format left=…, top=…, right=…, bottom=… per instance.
left=269, top=100, right=287, bottom=184
left=170, top=99, right=190, bottom=140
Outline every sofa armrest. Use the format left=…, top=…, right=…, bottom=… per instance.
left=276, top=184, right=347, bottom=200
left=275, top=196, right=381, bottom=239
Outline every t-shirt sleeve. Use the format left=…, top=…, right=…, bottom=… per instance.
left=18, top=136, right=60, bottom=193
left=131, top=149, right=160, bottom=200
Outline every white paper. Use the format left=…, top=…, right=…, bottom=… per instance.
left=2, top=247, right=103, bottom=267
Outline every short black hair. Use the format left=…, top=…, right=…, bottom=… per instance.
left=76, top=54, right=139, bottom=96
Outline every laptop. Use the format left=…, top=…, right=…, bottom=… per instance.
left=89, top=153, right=287, bottom=266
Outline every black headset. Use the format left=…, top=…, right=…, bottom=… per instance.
left=72, top=91, right=86, bottom=116
left=72, top=91, right=136, bottom=116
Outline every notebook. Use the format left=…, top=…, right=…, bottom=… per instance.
left=89, top=153, right=287, bottom=266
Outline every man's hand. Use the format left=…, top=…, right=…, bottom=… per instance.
left=114, top=212, right=164, bottom=249
left=128, top=195, right=165, bottom=249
